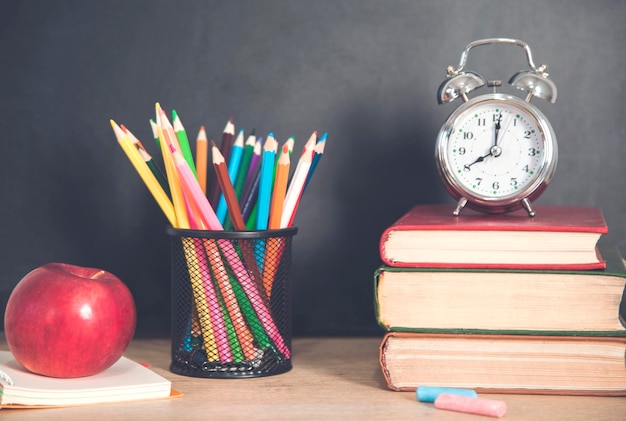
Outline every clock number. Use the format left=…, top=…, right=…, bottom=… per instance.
left=510, top=178, right=518, bottom=187
left=458, top=147, right=466, bottom=155
left=492, top=181, right=500, bottom=190
left=524, top=130, right=532, bottom=139
left=475, top=178, right=482, bottom=185
left=476, top=118, right=486, bottom=126
left=528, top=148, right=540, bottom=156
left=522, top=164, right=530, bottom=173
left=463, top=132, right=474, bottom=140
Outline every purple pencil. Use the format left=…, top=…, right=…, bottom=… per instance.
left=239, top=137, right=262, bottom=207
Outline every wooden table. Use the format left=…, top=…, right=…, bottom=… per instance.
left=2, top=337, right=626, bottom=420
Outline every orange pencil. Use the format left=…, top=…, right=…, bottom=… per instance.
left=269, top=142, right=291, bottom=229
left=211, top=141, right=246, bottom=230
left=195, top=126, right=208, bottom=194
left=261, top=143, right=291, bottom=297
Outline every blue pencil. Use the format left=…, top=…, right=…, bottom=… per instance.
left=216, top=129, right=245, bottom=224
left=256, top=133, right=278, bottom=230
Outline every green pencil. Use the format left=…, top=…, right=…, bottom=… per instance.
left=172, top=109, right=197, bottom=178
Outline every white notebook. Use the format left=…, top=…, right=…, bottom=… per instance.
left=0, top=350, right=174, bottom=407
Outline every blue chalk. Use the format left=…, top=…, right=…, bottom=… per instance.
left=416, top=386, right=478, bottom=403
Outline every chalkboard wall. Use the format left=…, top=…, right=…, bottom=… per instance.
left=1, top=0, right=624, bottom=336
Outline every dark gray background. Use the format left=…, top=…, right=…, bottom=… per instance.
left=1, top=0, right=624, bottom=336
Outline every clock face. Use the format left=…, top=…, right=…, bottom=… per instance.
left=436, top=94, right=557, bottom=212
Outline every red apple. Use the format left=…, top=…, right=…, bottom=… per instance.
left=4, top=263, right=136, bottom=378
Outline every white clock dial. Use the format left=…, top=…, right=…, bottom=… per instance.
left=447, top=101, right=543, bottom=198
left=436, top=94, right=557, bottom=214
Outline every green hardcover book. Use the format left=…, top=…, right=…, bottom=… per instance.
left=374, top=246, right=626, bottom=336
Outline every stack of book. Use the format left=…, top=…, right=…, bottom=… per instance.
left=375, top=204, right=626, bottom=396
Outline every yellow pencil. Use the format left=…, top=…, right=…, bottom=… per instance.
left=156, top=103, right=189, bottom=229
left=110, top=119, right=176, bottom=227
left=181, top=238, right=221, bottom=362
left=195, top=126, right=209, bottom=194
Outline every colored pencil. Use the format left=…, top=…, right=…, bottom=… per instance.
left=149, top=118, right=161, bottom=151
left=120, top=123, right=148, bottom=152
left=181, top=237, right=228, bottom=362
left=304, top=131, right=326, bottom=190
left=219, top=116, right=236, bottom=163
left=261, top=142, right=291, bottom=296
left=172, top=150, right=222, bottom=230
left=209, top=117, right=235, bottom=207
left=216, top=129, right=244, bottom=224
left=110, top=119, right=176, bottom=227
left=242, top=170, right=261, bottom=228
left=156, top=104, right=189, bottom=229
left=280, top=132, right=316, bottom=228
left=120, top=124, right=171, bottom=199
left=269, top=143, right=291, bottom=229
left=256, top=134, right=278, bottom=230
left=211, top=141, right=246, bottom=230
left=233, top=130, right=256, bottom=201
left=195, top=126, right=208, bottom=194
left=172, top=109, right=197, bottom=178
left=239, top=137, right=262, bottom=208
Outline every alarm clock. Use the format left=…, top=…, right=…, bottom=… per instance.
left=435, top=38, right=558, bottom=217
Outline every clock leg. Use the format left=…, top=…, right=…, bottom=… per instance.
left=522, top=198, right=536, bottom=217
left=453, top=197, right=468, bottom=216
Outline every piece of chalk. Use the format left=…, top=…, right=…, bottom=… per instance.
left=416, top=386, right=478, bottom=403
left=434, top=393, right=507, bottom=418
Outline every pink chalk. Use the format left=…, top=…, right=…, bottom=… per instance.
left=434, top=393, right=507, bottom=418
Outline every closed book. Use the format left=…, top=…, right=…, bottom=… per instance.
left=374, top=247, right=626, bottom=335
left=0, top=351, right=177, bottom=408
left=379, top=331, right=626, bottom=396
left=379, top=204, right=607, bottom=269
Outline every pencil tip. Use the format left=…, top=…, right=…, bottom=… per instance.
left=172, top=109, right=178, bottom=119
left=210, top=140, right=217, bottom=148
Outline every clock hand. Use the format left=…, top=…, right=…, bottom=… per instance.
left=464, top=151, right=492, bottom=170
left=493, top=113, right=502, bottom=147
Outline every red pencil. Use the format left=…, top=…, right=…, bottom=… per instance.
left=211, top=141, right=245, bottom=230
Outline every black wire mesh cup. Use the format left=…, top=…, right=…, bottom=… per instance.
left=166, top=226, right=297, bottom=378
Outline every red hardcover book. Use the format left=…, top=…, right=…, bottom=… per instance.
left=379, top=204, right=607, bottom=270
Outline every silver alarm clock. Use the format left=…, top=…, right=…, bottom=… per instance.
left=435, top=38, right=558, bottom=217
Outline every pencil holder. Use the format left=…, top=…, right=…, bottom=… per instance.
left=166, top=226, right=297, bottom=378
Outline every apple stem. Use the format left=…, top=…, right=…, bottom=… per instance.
left=90, top=270, right=106, bottom=280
